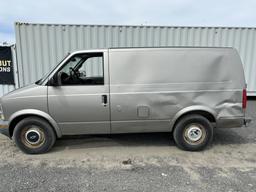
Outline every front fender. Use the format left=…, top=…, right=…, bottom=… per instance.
left=9, top=109, right=62, bottom=138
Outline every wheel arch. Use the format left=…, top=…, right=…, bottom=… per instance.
left=171, top=105, right=217, bottom=131
left=8, top=109, right=62, bottom=138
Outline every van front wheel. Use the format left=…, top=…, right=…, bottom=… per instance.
left=13, top=117, right=56, bottom=154
left=173, top=114, right=213, bottom=151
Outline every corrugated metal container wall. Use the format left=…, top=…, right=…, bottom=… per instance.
left=0, top=84, right=15, bottom=97
left=0, top=45, right=19, bottom=97
left=15, top=23, right=256, bottom=95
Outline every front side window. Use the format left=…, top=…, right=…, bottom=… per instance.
left=57, top=52, right=104, bottom=85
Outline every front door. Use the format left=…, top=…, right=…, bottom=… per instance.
left=47, top=51, right=110, bottom=135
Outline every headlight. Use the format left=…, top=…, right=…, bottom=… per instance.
left=0, top=104, right=4, bottom=120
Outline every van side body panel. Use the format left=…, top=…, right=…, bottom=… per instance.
left=109, top=48, right=245, bottom=133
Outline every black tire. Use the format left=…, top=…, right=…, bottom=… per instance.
left=13, top=117, right=56, bottom=154
left=173, top=114, right=213, bottom=151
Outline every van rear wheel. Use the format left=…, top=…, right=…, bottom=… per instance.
left=173, top=114, right=213, bottom=151
left=13, top=117, right=56, bottom=154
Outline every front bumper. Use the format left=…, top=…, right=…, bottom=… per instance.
left=0, top=120, right=9, bottom=137
left=216, top=116, right=252, bottom=128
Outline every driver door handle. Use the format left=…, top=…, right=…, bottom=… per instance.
left=102, top=95, right=107, bottom=106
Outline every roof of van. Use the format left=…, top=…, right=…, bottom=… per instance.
left=72, top=47, right=235, bottom=54
left=109, top=46, right=234, bottom=49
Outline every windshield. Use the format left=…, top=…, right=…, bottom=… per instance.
left=35, top=53, right=70, bottom=85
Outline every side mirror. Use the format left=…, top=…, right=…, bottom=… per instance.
left=49, top=72, right=62, bottom=86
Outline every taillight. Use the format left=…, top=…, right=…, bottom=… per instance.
left=242, top=88, right=247, bottom=109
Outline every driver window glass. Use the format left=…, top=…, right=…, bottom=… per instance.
left=58, top=52, right=104, bottom=85
left=80, top=57, right=103, bottom=78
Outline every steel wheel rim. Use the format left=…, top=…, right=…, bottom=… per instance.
left=183, top=123, right=206, bottom=145
left=21, top=125, right=46, bottom=148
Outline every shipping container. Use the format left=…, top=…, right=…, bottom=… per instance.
left=13, top=22, right=256, bottom=96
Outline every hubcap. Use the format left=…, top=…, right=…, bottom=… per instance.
left=187, top=126, right=202, bottom=142
left=21, top=126, right=46, bottom=148
left=184, top=123, right=206, bottom=145
left=25, top=129, right=41, bottom=144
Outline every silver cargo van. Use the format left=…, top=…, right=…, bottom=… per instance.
left=0, top=47, right=251, bottom=154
